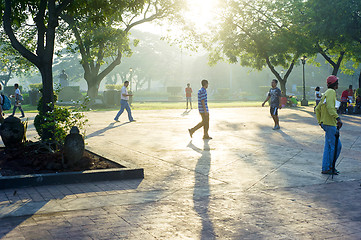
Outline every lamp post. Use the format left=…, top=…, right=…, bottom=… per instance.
left=300, top=56, right=308, bottom=106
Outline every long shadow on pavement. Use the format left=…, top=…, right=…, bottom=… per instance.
left=188, top=140, right=216, bottom=240
left=86, top=122, right=130, bottom=139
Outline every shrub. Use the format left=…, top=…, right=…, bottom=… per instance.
left=105, top=84, right=122, bottom=90
left=29, top=83, right=43, bottom=91
left=167, top=86, right=182, bottom=96
left=34, top=88, right=88, bottom=149
left=356, top=88, right=361, bottom=97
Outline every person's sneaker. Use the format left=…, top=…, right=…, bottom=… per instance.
left=272, top=125, right=280, bottom=130
left=20, top=115, right=25, bottom=118
left=114, top=119, right=120, bottom=122
left=188, top=129, right=193, bottom=138
left=130, top=120, right=136, bottom=122
left=203, top=136, right=213, bottom=140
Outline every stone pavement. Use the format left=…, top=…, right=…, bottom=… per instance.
left=0, top=106, right=361, bottom=240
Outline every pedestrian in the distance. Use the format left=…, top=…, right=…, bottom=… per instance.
left=114, top=81, right=135, bottom=123
left=315, top=75, right=342, bottom=175
left=10, top=83, right=25, bottom=118
left=347, top=85, right=354, bottom=102
left=188, top=79, right=212, bottom=140
left=185, top=83, right=193, bottom=110
left=262, top=79, right=282, bottom=130
left=314, top=86, right=321, bottom=112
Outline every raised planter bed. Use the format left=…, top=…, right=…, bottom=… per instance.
left=0, top=148, right=144, bottom=189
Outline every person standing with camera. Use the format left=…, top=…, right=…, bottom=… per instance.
left=315, top=75, right=342, bottom=175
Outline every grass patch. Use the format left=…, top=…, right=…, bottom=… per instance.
left=90, top=101, right=264, bottom=111
left=3, top=104, right=38, bottom=115
left=14, top=100, right=315, bottom=113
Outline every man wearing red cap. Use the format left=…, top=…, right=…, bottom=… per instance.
left=315, top=75, right=342, bottom=175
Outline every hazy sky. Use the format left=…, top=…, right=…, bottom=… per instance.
left=135, top=0, right=220, bottom=34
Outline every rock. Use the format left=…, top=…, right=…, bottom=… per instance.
left=0, top=116, right=25, bottom=148
left=63, top=126, right=84, bottom=167
left=70, top=126, right=80, bottom=134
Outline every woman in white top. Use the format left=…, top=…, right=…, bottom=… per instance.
left=314, top=86, right=322, bottom=112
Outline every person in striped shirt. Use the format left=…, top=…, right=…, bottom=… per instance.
left=188, top=79, right=212, bottom=140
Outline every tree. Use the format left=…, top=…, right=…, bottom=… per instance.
left=337, top=0, right=361, bottom=87
left=112, top=30, right=186, bottom=90
left=302, top=0, right=356, bottom=76
left=2, top=0, right=73, bottom=140
left=207, top=0, right=308, bottom=96
left=53, top=50, right=84, bottom=84
left=0, top=25, right=36, bottom=87
left=60, top=0, right=185, bottom=100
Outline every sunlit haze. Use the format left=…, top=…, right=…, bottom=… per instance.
left=135, top=0, right=220, bottom=34
left=185, top=0, right=220, bottom=33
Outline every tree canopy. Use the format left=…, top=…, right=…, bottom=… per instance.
left=206, top=0, right=310, bottom=96
left=60, top=0, right=185, bottom=99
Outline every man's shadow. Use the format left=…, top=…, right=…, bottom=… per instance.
left=181, top=109, right=192, bottom=116
left=86, top=122, right=130, bottom=139
left=188, top=140, right=216, bottom=239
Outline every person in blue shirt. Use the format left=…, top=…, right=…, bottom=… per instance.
left=262, top=79, right=282, bottom=130
left=188, top=79, right=212, bottom=139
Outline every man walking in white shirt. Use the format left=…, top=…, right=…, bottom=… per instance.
left=10, top=83, right=25, bottom=118
left=114, top=81, right=135, bottom=122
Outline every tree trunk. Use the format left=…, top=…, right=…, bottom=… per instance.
left=332, top=65, right=340, bottom=76
left=278, top=80, right=287, bottom=97
left=86, top=77, right=100, bottom=99
left=359, top=71, right=361, bottom=89
left=39, top=63, right=55, bottom=140
left=318, top=46, right=345, bottom=76
left=265, top=57, right=295, bottom=97
left=39, top=63, right=54, bottom=111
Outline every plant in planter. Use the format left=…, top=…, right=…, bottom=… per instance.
left=34, top=88, right=88, bottom=150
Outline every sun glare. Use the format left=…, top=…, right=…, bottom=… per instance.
left=185, top=0, right=220, bottom=33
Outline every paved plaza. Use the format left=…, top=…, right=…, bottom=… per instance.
left=0, top=106, right=361, bottom=239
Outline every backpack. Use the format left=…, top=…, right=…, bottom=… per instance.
left=16, top=94, right=23, bottom=102
left=1, top=94, right=11, bottom=110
